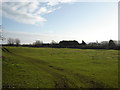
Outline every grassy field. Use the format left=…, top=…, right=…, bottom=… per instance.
left=2, top=47, right=118, bottom=88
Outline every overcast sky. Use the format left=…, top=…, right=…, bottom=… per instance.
left=1, top=0, right=118, bottom=44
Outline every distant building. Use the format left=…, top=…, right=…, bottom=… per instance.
left=59, top=40, right=79, bottom=48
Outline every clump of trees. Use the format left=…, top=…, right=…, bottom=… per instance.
left=4, top=38, right=120, bottom=50
left=51, top=40, right=57, bottom=45
left=108, top=40, right=117, bottom=49
left=7, top=38, right=14, bottom=46
left=87, top=40, right=117, bottom=49
left=33, top=40, right=43, bottom=46
left=81, top=40, right=86, bottom=45
left=15, top=38, right=21, bottom=46
left=7, top=38, right=21, bottom=46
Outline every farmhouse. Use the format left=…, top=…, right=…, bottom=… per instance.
left=59, top=40, right=79, bottom=48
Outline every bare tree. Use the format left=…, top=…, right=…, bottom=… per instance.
left=33, top=40, right=43, bottom=46
left=51, top=40, right=57, bottom=45
left=100, top=41, right=108, bottom=46
left=7, top=38, right=14, bottom=45
left=15, top=38, right=20, bottom=46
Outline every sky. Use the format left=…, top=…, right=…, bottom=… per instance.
left=0, top=0, right=118, bottom=44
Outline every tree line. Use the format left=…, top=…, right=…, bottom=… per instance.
left=7, top=38, right=20, bottom=46
left=3, top=38, right=120, bottom=50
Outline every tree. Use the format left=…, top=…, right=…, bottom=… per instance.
left=7, top=38, right=14, bottom=45
left=100, top=41, right=108, bottom=48
left=108, top=40, right=116, bottom=49
left=51, top=40, right=57, bottom=45
left=100, top=41, right=108, bottom=45
left=33, top=40, right=43, bottom=46
left=81, top=40, right=86, bottom=45
left=15, top=38, right=20, bottom=46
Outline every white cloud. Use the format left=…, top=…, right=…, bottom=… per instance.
left=1, top=2, right=47, bottom=25
left=1, top=0, right=118, bottom=25
left=1, top=0, right=77, bottom=25
left=2, top=3, right=46, bottom=24
left=37, top=7, right=50, bottom=14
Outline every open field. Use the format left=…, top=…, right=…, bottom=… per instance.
left=2, top=47, right=118, bottom=88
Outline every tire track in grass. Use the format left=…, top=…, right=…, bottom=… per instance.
left=48, top=65, right=106, bottom=88
left=8, top=52, right=78, bottom=88
left=7, top=50, right=106, bottom=88
left=75, top=73, right=105, bottom=88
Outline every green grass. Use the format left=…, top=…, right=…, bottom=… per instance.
left=2, top=47, right=118, bottom=88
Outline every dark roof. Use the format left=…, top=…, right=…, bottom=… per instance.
left=59, top=40, right=79, bottom=45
